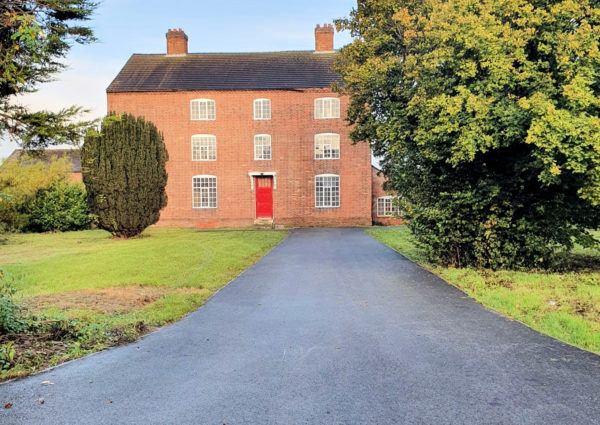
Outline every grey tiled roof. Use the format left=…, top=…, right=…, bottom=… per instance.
left=3, top=149, right=81, bottom=172
left=106, top=51, right=341, bottom=92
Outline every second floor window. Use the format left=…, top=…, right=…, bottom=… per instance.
left=314, top=97, right=340, bottom=119
left=254, top=135, right=272, bottom=160
left=191, top=135, right=217, bottom=161
left=254, top=99, right=271, bottom=120
left=315, top=133, right=340, bottom=159
left=191, top=99, right=216, bottom=120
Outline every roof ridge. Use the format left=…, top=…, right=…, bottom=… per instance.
left=130, top=50, right=331, bottom=56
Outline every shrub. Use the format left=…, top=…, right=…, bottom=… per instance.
left=26, top=182, right=91, bottom=232
left=0, top=154, right=71, bottom=232
left=0, top=195, right=29, bottom=233
left=0, top=342, right=16, bottom=375
left=82, top=113, right=168, bottom=238
left=0, top=267, right=27, bottom=335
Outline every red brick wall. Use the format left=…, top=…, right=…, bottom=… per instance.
left=69, top=172, right=82, bottom=183
left=371, top=167, right=404, bottom=226
left=107, top=89, right=372, bottom=227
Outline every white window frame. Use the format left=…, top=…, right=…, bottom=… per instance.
left=315, top=174, right=340, bottom=208
left=190, top=99, right=216, bottom=121
left=254, top=134, right=272, bottom=160
left=377, top=196, right=399, bottom=217
left=192, top=175, right=217, bottom=209
left=191, top=135, right=217, bottom=161
left=314, top=97, right=340, bottom=119
left=314, top=133, right=340, bottom=160
left=253, top=99, right=271, bottom=120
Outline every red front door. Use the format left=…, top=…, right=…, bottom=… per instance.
left=255, top=176, right=273, bottom=218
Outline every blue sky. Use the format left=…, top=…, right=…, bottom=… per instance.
left=1, top=0, right=357, bottom=159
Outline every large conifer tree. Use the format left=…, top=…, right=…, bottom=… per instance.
left=82, top=114, right=168, bottom=238
left=1, top=0, right=97, bottom=149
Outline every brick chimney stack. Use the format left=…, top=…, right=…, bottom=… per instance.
left=166, top=28, right=188, bottom=56
left=314, top=24, right=334, bottom=53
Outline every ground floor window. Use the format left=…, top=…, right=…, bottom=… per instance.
left=315, top=174, right=340, bottom=208
left=377, top=196, right=399, bottom=217
left=193, top=175, right=217, bottom=208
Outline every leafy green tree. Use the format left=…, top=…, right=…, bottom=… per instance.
left=26, top=182, right=91, bottom=232
left=0, top=0, right=97, bottom=149
left=335, top=0, right=600, bottom=269
left=0, top=154, right=71, bottom=231
left=82, top=114, right=168, bottom=238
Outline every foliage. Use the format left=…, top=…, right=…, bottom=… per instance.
left=335, top=0, right=600, bottom=269
left=0, top=0, right=98, bottom=149
left=82, top=114, right=168, bottom=238
left=0, top=267, right=27, bottom=334
left=0, top=198, right=28, bottom=233
left=0, top=153, right=71, bottom=232
left=368, top=228, right=600, bottom=353
left=26, top=182, right=91, bottom=232
left=0, top=153, right=71, bottom=198
left=0, top=341, right=16, bottom=374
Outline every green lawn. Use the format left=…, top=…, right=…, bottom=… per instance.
left=367, top=227, right=600, bottom=354
left=0, top=227, right=287, bottom=379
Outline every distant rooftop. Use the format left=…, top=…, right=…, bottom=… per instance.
left=106, top=51, right=341, bottom=93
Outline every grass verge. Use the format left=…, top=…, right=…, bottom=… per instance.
left=0, top=227, right=287, bottom=380
left=366, top=227, right=600, bottom=354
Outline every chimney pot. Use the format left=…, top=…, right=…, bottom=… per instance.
left=166, top=28, right=188, bottom=56
left=314, top=23, right=334, bottom=53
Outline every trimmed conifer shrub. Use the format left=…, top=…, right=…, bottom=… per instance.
left=81, top=114, right=168, bottom=238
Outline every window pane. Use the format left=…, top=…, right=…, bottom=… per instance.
left=192, top=135, right=216, bottom=161
left=377, top=197, right=399, bottom=216
left=315, top=175, right=340, bottom=207
left=254, top=99, right=271, bottom=120
left=193, top=176, right=217, bottom=208
left=191, top=100, right=216, bottom=120
left=315, top=134, right=340, bottom=159
left=254, top=135, right=271, bottom=160
left=315, top=98, right=340, bottom=119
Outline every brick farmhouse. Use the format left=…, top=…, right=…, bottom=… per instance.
left=106, top=24, right=401, bottom=228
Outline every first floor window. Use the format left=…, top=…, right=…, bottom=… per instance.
left=254, top=99, right=271, bottom=120
left=315, top=174, right=340, bottom=208
left=314, top=97, right=340, bottom=119
left=254, top=134, right=272, bottom=160
left=192, top=175, right=217, bottom=208
left=191, top=135, right=216, bottom=161
left=315, top=133, right=340, bottom=159
left=377, top=196, right=399, bottom=217
left=190, top=99, right=216, bottom=120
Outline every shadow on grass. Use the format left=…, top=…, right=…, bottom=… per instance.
left=554, top=253, right=600, bottom=273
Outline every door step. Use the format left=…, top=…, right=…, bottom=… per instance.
left=254, top=218, right=274, bottom=228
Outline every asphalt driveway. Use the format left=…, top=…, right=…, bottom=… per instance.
left=2, top=228, right=599, bottom=425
